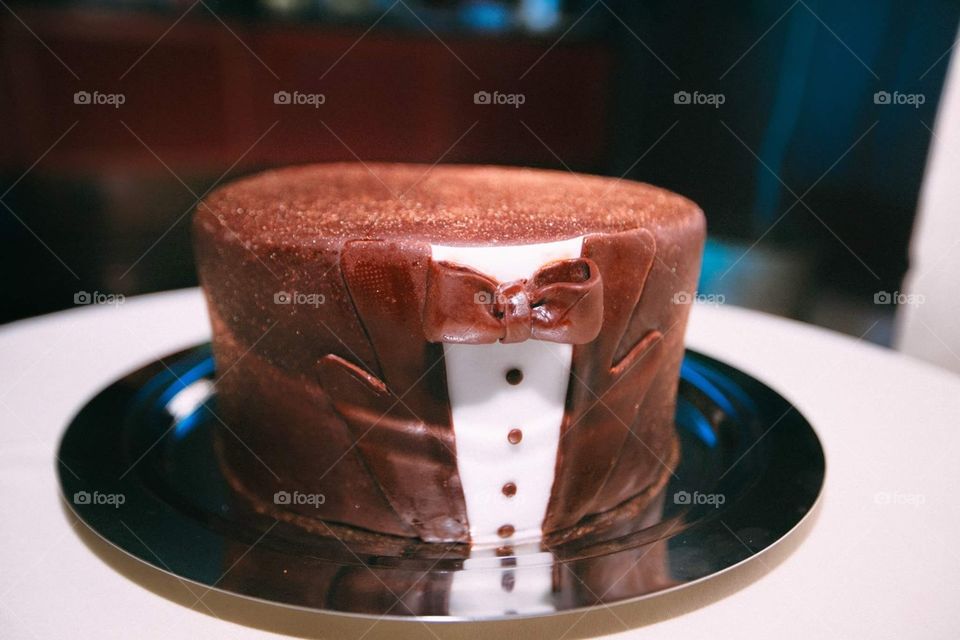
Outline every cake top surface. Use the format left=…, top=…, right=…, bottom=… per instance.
left=198, top=163, right=702, bottom=246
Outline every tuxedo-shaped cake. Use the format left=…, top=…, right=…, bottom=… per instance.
left=195, top=163, right=705, bottom=546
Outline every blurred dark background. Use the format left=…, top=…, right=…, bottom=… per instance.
left=1, top=0, right=957, bottom=344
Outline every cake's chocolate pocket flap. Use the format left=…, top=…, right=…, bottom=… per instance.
left=610, top=329, right=664, bottom=379
left=317, top=354, right=389, bottom=399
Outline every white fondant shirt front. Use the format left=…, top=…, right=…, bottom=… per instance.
left=430, top=236, right=584, bottom=545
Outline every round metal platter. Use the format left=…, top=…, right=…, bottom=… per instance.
left=58, top=345, right=825, bottom=621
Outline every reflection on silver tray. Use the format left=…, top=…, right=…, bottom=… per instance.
left=58, top=346, right=824, bottom=621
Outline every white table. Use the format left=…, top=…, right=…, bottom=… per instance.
left=2, top=289, right=958, bottom=639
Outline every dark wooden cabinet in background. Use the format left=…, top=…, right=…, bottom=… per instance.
left=0, top=6, right=613, bottom=322
left=1, top=7, right=613, bottom=172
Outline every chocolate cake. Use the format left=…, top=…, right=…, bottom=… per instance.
left=193, top=163, right=705, bottom=547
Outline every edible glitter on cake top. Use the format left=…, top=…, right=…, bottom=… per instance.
left=198, top=163, right=702, bottom=247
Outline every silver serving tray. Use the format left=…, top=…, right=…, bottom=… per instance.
left=57, top=345, right=824, bottom=621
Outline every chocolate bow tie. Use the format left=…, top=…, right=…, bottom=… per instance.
left=422, top=257, right=604, bottom=344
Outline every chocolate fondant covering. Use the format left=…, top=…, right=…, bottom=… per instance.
left=194, top=163, right=705, bottom=545
left=200, top=163, right=700, bottom=245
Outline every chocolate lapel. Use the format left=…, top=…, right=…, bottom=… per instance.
left=543, top=228, right=663, bottom=532
left=317, top=239, right=469, bottom=543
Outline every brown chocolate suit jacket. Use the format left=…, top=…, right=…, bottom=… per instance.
left=314, top=229, right=672, bottom=543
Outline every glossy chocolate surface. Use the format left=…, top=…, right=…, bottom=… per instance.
left=193, top=163, right=706, bottom=544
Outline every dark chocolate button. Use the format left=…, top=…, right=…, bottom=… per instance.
left=507, top=428, right=523, bottom=445
left=501, top=571, right=516, bottom=592
left=497, top=524, right=515, bottom=538
left=502, top=481, right=517, bottom=497
left=496, top=545, right=515, bottom=558
left=505, top=368, right=523, bottom=385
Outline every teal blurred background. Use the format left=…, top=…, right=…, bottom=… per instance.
left=1, top=0, right=957, bottom=346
